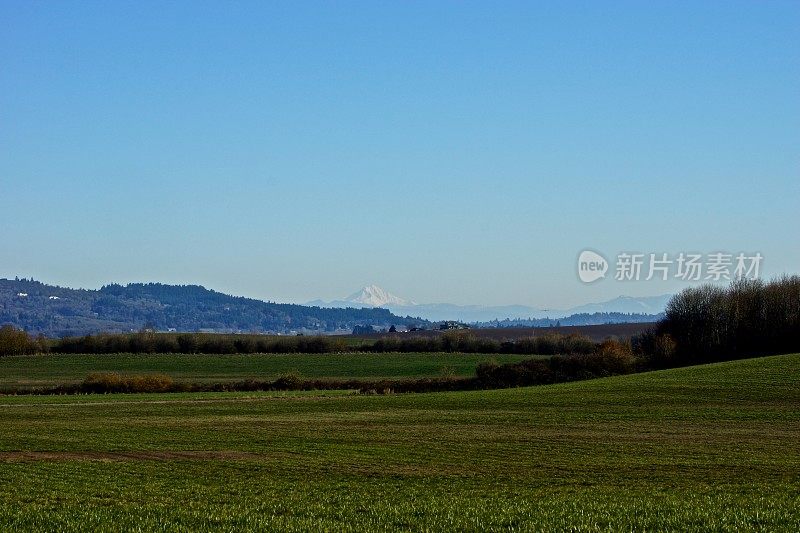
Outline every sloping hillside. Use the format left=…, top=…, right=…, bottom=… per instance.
left=0, top=278, right=422, bottom=337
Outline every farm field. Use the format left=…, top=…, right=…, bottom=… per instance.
left=352, top=322, right=654, bottom=342
left=0, top=353, right=798, bottom=530
left=0, top=352, right=530, bottom=390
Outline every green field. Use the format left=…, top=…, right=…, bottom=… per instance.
left=0, top=352, right=529, bottom=390
left=0, top=354, right=798, bottom=530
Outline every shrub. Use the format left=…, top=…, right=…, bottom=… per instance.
left=477, top=358, right=554, bottom=388
left=632, top=331, right=677, bottom=368
left=82, top=372, right=124, bottom=392
left=439, top=365, right=456, bottom=379
left=594, top=339, right=636, bottom=370
left=475, top=359, right=500, bottom=383
left=0, top=325, right=41, bottom=356
left=509, top=334, right=594, bottom=355
left=476, top=349, right=635, bottom=390
left=274, top=372, right=304, bottom=390
left=82, top=372, right=175, bottom=394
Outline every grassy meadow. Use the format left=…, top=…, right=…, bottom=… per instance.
left=0, top=353, right=798, bottom=530
left=0, top=352, right=529, bottom=390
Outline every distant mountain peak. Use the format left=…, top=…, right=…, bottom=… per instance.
left=346, top=285, right=414, bottom=307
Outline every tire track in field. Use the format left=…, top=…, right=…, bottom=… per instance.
left=0, top=450, right=267, bottom=462
left=0, top=393, right=352, bottom=408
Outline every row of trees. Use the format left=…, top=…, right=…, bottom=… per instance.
left=52, top=332, right=350, bottom=355
left=642, top=276, right=800, bottom=365
left=2, top=329, right=597, bottom=356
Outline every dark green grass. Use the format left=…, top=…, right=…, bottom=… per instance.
left=0, top=354, right=798, bottom=530
left=0, top=352, right=529, bottom=389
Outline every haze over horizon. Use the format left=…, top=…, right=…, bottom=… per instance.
left=3, top=2, right=798, bottom=309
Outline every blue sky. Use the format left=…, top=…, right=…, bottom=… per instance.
left=2, top=1, right=798, bottom=308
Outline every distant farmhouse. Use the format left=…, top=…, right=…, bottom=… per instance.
left=438, top=321, right=469, bottom=331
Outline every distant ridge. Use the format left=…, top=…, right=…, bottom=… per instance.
left=310, top=285, right=671, bottom=323
left=0, top=278, right=422, bottom=337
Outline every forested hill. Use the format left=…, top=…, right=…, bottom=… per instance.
left=0, top=278, right=421, bottom=337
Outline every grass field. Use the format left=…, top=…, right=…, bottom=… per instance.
left=0, top=352, right=529, bottom=390
left=0, top=354, right=798, bottom=530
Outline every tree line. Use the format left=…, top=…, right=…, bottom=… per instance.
left=0, top=328, right=601, bottom=356
left=634, top=275, right=800, bottom=367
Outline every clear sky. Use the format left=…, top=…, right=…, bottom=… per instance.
left=2, top=1, right=798, bottom=308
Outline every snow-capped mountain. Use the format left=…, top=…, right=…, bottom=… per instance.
left=345, top=285, right=415, bottom=307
